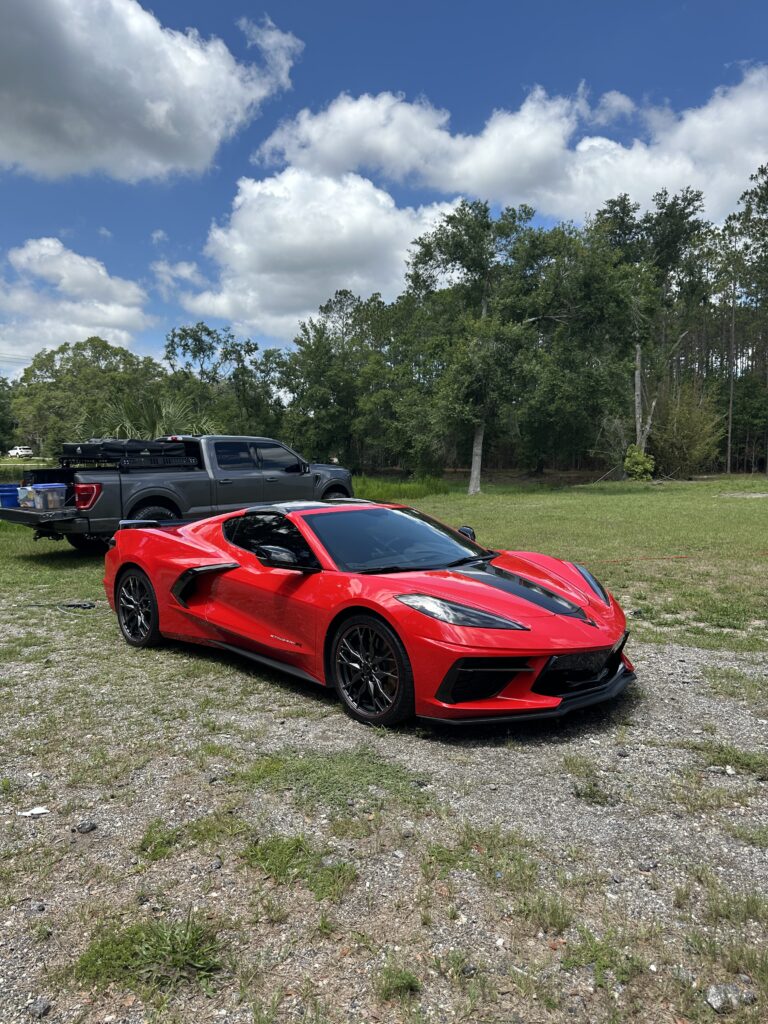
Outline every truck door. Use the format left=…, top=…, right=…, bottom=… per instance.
left=211, top=440, right=264, bottom=512
left=257, top=441, right=315, bottom=502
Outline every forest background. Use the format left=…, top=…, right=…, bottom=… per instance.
left=3, top=166, right=767, bottom=487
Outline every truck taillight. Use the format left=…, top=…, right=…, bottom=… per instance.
left=75, top=483, right=102, bottom=510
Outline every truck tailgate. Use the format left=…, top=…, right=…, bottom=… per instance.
left=0, top=507, right=89, bottom=532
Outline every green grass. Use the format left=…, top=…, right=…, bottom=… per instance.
left=238, top=746, right=430, bottom=812
left=418, top=475, right=768, bottom=652
left=73, top=913, right=224, bottom=993
left=704, top=665, right=767, bottom=710
left=561, top=927, right=644, bottom=987
left=684, top=740, right=768, bottom=780
left=725, top=823, right=768, bottom=848
left=242, top=835, right=357, bottom=902
left=517, top=891, right=573, bottom=934
left=422, top=823, right=537, bottom=893
left=353, top=474, right=449, bottom=501
left=374, top=959, right=422, bottom=1002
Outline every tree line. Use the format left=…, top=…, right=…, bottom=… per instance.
left=2, top=166, right=767, bottom=487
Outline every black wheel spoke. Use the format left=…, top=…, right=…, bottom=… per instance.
left=118, top=574, right=154, bottom=643
left=335, top=623, right=401, bottom=718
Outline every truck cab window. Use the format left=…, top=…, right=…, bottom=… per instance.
left=258, top=443, right=303, bottom=474
left=214, top=442, right=257, bottom=472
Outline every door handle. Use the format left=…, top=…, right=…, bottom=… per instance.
left=265, top=476, right=277, bottom=482
left=219, top=478, right=233, bottom=485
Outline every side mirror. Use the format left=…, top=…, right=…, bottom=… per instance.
left=302, top=461, right=311, bottom=475
left=457, top=525, right=476, bottom=542
left=256, top=545, right=300, bottom=569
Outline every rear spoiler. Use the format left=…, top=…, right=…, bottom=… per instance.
left=117, top=519, right=178, bottom=530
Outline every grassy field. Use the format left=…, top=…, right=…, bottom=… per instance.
left=1, top=476, right=767, bottom=1023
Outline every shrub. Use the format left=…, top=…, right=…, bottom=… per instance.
left=623, top=444, right=654, bottom=481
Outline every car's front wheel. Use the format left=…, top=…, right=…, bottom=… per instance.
left=330, top=614, right=414, bottom=725
left=116, top=568, right=162, bottom=648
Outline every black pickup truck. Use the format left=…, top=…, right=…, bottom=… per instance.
left=0, top=435, right=354, bottom=554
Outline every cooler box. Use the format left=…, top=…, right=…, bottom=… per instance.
left=32, top=483, right=67, bottom=510
left=0, top=484, right=20, bottom=508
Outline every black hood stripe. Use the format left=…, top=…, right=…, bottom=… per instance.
left=454, top=563, right=591, bottom=621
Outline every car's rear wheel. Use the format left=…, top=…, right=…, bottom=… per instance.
left=330, top=614, right=414, bottom=725
left=116, top=568, right=162, bottom=648
left=66, top=534, right=110, bottom=556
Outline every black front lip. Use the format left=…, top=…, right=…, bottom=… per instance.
left=419, top=664, right=636, bottom=725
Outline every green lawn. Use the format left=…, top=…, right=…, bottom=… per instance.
left=1, top=474, right=766, bottom=651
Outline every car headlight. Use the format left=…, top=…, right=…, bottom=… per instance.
left=396, top=594, right=529, bottom=630
left=574, top=564, right=610, bottom=606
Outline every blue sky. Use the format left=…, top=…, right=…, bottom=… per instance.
left=1, top=0, right=767, bottom=376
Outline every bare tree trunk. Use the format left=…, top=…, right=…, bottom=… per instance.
left=468, top=421, right=484, bottom=495
left=726, top=283, right=736, bottom=474
left=634, top=341, right=643, bottom=448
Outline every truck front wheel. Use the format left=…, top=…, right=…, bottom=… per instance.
left=66, top=534, right=110, bottom=555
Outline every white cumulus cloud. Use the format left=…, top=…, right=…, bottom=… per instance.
left=0, top=0, right=303, bottom=181
left=182, top=168, right=454, bottom=339
left=0, top=238, right=151, bottom=369
left=152, top=259, right=206, bottom=300
left=260, top=68, right=768, bottom=220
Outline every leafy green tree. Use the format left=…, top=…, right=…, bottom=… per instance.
left=11, top=337, right=166, bottom=455
left=0, top=377, right=15, bottom=452
left=650, top=380, right=724, bottom=477
left=100, top=392, right=221, bottom=439
left=408, top=200, right=534, bottom=493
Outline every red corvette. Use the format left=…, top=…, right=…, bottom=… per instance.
left=104, top=500, right=635, bottom=726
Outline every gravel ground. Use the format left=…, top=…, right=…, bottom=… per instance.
left=1, top=596, right=766, bottom=1024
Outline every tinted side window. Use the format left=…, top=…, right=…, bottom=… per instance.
left=224, top=513, right=320, bottom=568
left=214, top=441, right=257, bottom=471
left=258, top=442, right=302, bottom=473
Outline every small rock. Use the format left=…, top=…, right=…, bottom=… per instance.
left=616, top=748, right=630, bottom=758
left=392, top=849, right=405, bottom=859
left=27, top=901, right=46, bottom=915
left=488, top=783, right=498, bottom=791
left=638, top=860, right=658, bottom=873
left=707, top=765, right=727, bottom=775
left=27, top=998, right=52, bottom=1019
left=210, top=856, right=223, bottom=871
left=725, top=765, right=736, bottom=776
left=73, top=820, right=96, bottom=834
left=612, top=874, right=623, bottom=884
left=705, top=983, right=756, bottom=1014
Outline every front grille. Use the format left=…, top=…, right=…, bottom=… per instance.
left=533, top=633, right=628, bottom=697
left=436, top=657, right=532, bottom=704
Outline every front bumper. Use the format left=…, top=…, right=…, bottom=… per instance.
left=419, top=662, right=636, bottom=725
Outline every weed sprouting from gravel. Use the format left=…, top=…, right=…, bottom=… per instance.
left=73, top=912, right=224, bottom=993
left=422, top=823, right=537, bottom=892
left=684, top=740, right=768, bottom=780
left=137, top=819, right=183, bottom=861
left=517, top=890, right=574, bottom=934
left=562, top=927, right=644, bottom=987
left=725, top=822, right=768, bottom=848
left=238, top=745, right=431, bottom=812
left=242, top=835, right=357, bottom=902
left=374, top=959, right=422, bottom=1002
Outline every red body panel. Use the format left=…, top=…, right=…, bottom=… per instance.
left=104, top=502, right=635, bottom=722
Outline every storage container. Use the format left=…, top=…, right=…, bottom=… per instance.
left=17, top=485, right=36, bottom=508
left=0, top=483, right=20, bottom=508
left=32, top=483, right=67, bottom=510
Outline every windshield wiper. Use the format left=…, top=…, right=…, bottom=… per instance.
left=445, top=551, right=498, bottom=568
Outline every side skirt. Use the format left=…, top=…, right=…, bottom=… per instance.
left=205, top=639, right=326, bottom=688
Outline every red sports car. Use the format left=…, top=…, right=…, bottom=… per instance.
left=104, top=500, right=635, bottom=726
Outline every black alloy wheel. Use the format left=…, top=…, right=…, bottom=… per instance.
left=116, top=568, right=162, bottom=648
left=330, top=614, right=414, bottom=725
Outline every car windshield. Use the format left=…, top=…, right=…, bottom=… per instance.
left=302, top=506, right=489, bottom=573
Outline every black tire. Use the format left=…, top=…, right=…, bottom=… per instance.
left=322, top=488, right=349, bottom=501
left=330, top=614, right=414, bottom=726
left=115, top=567, right=162, bottom=648
left=130, top=504, right=178, bottom=522
left=66, top=534, right=110, bottom=556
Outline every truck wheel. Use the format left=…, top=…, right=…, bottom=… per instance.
left=323, top=488, right=349, bottom=500
left=66, top=534, right=110, bottom=556
left=131, top=504, right=178, bottom=522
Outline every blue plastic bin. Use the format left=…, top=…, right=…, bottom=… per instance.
left=32, top=483, right=67, bottom=510
left=0, top=483, right=20, bottom=508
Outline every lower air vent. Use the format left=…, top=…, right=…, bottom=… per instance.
left=533, top=634, right=628, bottom=697
left=436, top=657, right=532, bottom=704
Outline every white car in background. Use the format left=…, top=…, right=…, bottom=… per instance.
left=7, top=446, right=34, bottom=458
